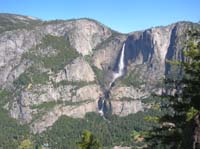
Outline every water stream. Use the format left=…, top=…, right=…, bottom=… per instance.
left=98, top=43, right=126, bottom=116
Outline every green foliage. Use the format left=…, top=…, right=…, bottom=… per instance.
left=0, top=89, right=30, bottom=149
left=42, top=19, right=70, bottom=25
left=131, top=130, right=141, bottom=140
left=31, top=100, right=91, bottom=123
left=33, top=72, right=49, bottom=84
left=14, top=73, right=31, bottom=87
left=31, top=100, right=89, bottom=111
left=0, top=108, right=30, bottom=148
left=53, top=80, right=90, bottom=88
left=91, top=65, right=104, bottom=85
left=141, top=95, right=160, bottom=104
left=0, top=14, right=41, bottom=33
left=151, top=103, right=161, bottom=110
left=186, top=107, right=198, bottom=122
left=0, top=89, right=167, bottom=148
left=31, top=101, right=59, bottom=111
left=41, top=37, right=79, bottom=71
left=34, top=108, right=164, bottom=148
left=77, top=130, right=102, bottom=149
left=13, top=67, right=49, bottom=87
left=121, top=68, right=145, bottom=87
left=131, top=130, right=150, bottom=142
left=83, top=55, right=92, bottom=64
left=23, top=35, right=79, bottom=73
left=0, top=90, right=35, bottom=148
left=94, top=30, right=123, bottom=50
left=146, top=29, right=200, bottom=149
left=0, top=89, right=12, bottom=105
left=18, top=139, right=34, bottom=149
left=31, top=111, right=47, bottom=123
left=144, top=116, right=159, bottom=123
left=40, top=34, right=68, bottom=50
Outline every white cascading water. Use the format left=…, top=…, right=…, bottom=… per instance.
left=109, top=43, right=126, bottom=88
left=99, top=99, right=104, bottom=116
left=99, top=43, right=126, bottom=116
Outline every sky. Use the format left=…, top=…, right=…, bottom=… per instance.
left=0, top=0, right=199, bottom=33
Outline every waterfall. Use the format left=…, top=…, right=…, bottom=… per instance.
left=98, top=43, right=126, bottom=116
left=99, top=99, right=105, bottom=116
left=109, top=43, right=126, bottom=88
left=117, top=42, right=126, bottom=77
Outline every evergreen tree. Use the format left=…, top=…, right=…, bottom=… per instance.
left=77, top=130, right=102, bottom=149
left=146, top=28, right=200, bottom=149
left=18, top=139, right=34, bottom=149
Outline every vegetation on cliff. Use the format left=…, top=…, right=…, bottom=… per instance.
left=145, top=29, right=200, bottom=149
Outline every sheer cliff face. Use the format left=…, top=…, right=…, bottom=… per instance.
left=0, top=14, right=199, bottom=133
left=0, top=18, right=112, bottom=88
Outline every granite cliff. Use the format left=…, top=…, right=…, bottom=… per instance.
left=0, top=13, right=199, bottom=134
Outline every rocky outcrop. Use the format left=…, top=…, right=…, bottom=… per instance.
left=67, top=19, right=112, bottom=55
left=92, top=34, right=127, bottom=70
left=0, top=17, right=112, bottom=88
left=0, top=14, right=199, bottom=134
left=121, top=22, right=200, bottom=91
left=0, top=13, right=41, bottom=33
left=31, top=101, right=98, bottom=133
left=74, top=84, right=102, bottom=101
left=10, top=83, right=102, bottom=124
left=10, top=83, right=74, bottom=123
left=111, top=86, right=149, bottom=100
left=0, top=29, right=44, bottom=87
left=110, top=86, right=145, bottom=116
left=112, top=100, right=143, bottom=116
left=39, top=19, right=112, bottom=55
left=123, top=25, right=173, bottom=88
left=53, top=58, right=95, bottom=82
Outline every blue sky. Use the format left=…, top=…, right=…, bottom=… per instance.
left=0, top=0, right=199, bottom=33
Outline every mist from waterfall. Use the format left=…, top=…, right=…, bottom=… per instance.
left=99, top=43, right=126, bottom=116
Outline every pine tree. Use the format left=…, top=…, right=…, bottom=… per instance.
left=77, top=130, right=102, bottom=149
left=146, top=28, right=200, bottom=149
left=18, top=139, right=34, bottom=149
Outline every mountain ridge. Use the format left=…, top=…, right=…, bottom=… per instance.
left=0, top=13, right=198, bottom=34
left=0, top=13, right=199, bottom=148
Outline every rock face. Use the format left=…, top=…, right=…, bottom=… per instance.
left=40, top=19, right=112, bottom=55
left=67, top=19, right=112, bottom=55
left=111, top=86, right=148, bottom=100
left=0, top=13, right=41, bottom=33
left=31, top=101, right=98, bottom=133
left=0, top=14, right=199, bottom=133
left=54, top=58, right=95, bottom=82
left=110, top=86, right=146, bottom=116
left=112, top=100, right=143, bottom=116
left=0, top=17, right=112, bottom=88
left=0, top=29, right=44, bottom=87
left=10, top=83, right=102, bottom=123
left=123, top=22, right=195, bottom=89
left=75, top=84, right=101, bottom=101
left=92, top=34, right=127, bottom=70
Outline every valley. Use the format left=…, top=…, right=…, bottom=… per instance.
left=0, top=13, right=199, bottom=148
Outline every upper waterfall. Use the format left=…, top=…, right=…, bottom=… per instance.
left=118, top=42, right=125, bottom=76
left=98, top=43, right=126, bottom=116
left=109, top=43, right=126, bottom=88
